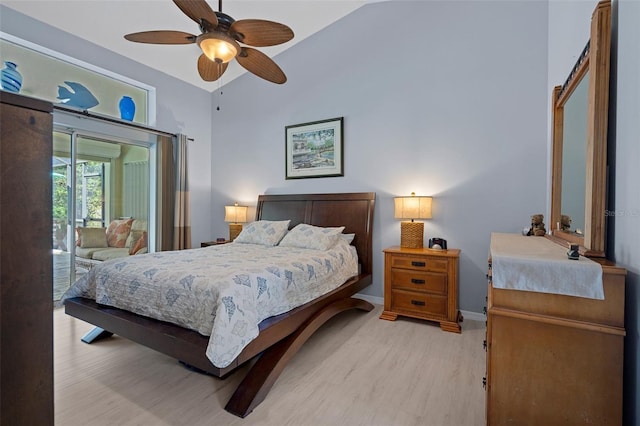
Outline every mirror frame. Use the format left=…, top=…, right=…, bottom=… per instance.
left=549, top=0, right=611, bottom=257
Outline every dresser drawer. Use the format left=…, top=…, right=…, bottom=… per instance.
left=389, top=255, right=448, bottom=272
left=390, top=269, right=447, bottom=294
left=391, top=289, right=448, bottom=318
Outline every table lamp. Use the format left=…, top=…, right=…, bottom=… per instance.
left=394, top=192, right=432, bottom=248
left=224, top=202, right=248, bottom=241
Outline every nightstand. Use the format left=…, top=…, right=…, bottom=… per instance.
left=380, top=246, right=462, bottom=333
left=201, top=240, right=230, bottom=247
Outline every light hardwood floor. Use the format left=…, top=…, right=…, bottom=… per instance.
left=54, top=304, right=486, bottom=425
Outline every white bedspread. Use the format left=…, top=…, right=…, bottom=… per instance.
left=61, top=240, right=358, bottom=368
left=490, top=232, right=604, bottom=300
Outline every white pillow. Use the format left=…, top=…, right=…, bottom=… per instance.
left=341, top=233, right=355, bottom=244
left=278, top=224, right=345, bottom=251
left=234, top=220, right=290, bottom=246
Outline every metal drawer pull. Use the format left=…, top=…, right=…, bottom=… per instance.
left=411, top=261, right=426, bottom=267
left=411, top=300, right=426, bottom=306
left=411, top=278, right=425, bottom=284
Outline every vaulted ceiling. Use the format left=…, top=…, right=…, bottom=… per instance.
left=2, top=1, right=377, bottom=91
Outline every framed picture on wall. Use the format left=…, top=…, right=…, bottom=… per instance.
left=285, top=117, right=344, bottom=179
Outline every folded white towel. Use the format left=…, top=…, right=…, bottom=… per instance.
left=490, top=232, right=604, bottom=300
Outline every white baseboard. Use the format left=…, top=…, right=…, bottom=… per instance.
left=460, top=310, right=486, bottom=322
left=356, top=293, right=486, bottom=322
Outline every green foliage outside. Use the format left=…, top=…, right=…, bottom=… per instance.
left=77, top=162, right=104, bottom=225
left=52, top=160, right=104, bottom=226
left=52, top=166, right=68, bottom=220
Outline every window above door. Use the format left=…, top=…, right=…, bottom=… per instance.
left=1, top=32, right=156, bottom=126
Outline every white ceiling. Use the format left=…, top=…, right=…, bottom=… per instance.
left=2, top=0, right=374, bottom=91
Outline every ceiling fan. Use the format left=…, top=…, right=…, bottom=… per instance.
left=124, top=0, right=294, bottom=84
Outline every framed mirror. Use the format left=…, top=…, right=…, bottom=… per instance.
left=549, top=0, right=611, bottom=257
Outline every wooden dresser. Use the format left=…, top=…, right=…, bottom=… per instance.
left=485, top=234, right=626, bottom=425
left=380, top=246, right=461, bottom=333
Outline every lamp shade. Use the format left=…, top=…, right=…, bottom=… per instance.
left=394, top=194, right=432, bottom=220
left=394, top=193, right=432, bottom=249
left=197, top=32, right=240, bottom=64
left=224, top=204, right=247, bottom=223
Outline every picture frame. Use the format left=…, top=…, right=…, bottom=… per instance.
left=285, top=117, right=344, bottom=179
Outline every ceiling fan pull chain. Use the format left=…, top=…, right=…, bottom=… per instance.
left=217, top=66, right=223, bottom=111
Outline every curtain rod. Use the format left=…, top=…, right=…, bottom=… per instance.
left=53, top=104, right=178, bottom=139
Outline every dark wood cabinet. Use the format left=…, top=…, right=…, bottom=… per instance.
left=0, top=91, right=54, bottom=425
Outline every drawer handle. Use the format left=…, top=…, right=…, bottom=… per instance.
left=411, top=300, right=426, bottom=306
left=411, top=261, right=426, bottom=267
left=411, top=278, right=425, bottom=285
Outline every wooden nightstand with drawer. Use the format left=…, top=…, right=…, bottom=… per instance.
left=380, top=246, right=462, bottom=333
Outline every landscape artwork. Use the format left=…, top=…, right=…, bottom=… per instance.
left=285, top=117, right=344, bottom=179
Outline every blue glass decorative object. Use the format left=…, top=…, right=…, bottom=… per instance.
left=1, top=61, right=22, bottom=93
left=57, top=81, right=99, bottom=109
left=119, top=96, right=135, bottom=121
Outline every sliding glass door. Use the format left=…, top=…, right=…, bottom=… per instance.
left=52, top=129, right=152, bottom=301
left=52, top=132, right=72, bottom=301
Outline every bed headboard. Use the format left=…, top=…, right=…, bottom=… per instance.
left=256, top=192, right=376, bottom=276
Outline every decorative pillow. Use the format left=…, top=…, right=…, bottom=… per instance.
left=77, top=227, right=108, bottom=248
left=278, top=224, right=345, bottom=251
left=134, top=247, right=148, bottom=255
left=234, top=220, right=291, bottom=246
left=130, top=231, right=148, bottom=255
left=125, top=219, right=148, bottom=247
left=127, top=230, right=146, bottom=254
left=106, top=218, right=134, bottom=248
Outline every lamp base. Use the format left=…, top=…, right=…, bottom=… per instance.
left=229, top=223, right=243, bottom=241
left=400, top=221, right=424, bottom=248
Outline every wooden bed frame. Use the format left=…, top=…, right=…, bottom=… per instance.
left=64, top=192, right=376, bottom=417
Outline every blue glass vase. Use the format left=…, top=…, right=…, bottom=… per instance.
left=118, top=95, right=135, bottom=121
left=1, top=61, right=22, bottom=93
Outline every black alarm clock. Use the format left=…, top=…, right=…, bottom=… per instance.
left=428, top=237, right=447, bottom=250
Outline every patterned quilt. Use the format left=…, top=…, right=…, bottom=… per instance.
left=61, top=240, right=358, bottom=368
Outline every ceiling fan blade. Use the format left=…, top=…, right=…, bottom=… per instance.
left=124, top=31, right=196, bottom=44
left=197, top=54, right=228, bottom=81
left=173, top=0, right=218, bottom=30
left=236, top=47, right=287, bottom=84
left=230, top=19, right=294, bottom=47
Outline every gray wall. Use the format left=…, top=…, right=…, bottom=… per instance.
left=210, top=1, right=549, bottom=313
left=2, top=0, right=638, bottom=422
left=0, top=5, right=214, bottom=245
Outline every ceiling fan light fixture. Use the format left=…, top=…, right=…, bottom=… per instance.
left=125, top=0, right=292, bottom=84
left=197, top=32, right=240, bottom=63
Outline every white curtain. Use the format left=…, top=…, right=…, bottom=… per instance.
left=123, top=161, right=149, bottom=219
